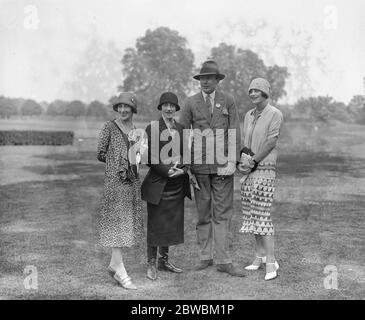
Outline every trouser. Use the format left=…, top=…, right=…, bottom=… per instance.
left=193, top=174, right=234, bottom=264
left=147, top=246, right=169, bottom=264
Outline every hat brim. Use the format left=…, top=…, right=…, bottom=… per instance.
left=157, top=102, right=180, bottom=112
left=193, top=73, right=225, bottom=80
left=112, top=103, right=137, bottom=113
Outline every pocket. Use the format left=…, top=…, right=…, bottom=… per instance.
left=194, top=176, right=210, bottom=200
left=216, top=115, right=228, bottom=127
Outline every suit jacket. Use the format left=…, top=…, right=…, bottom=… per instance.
left=141, top=117, right=192, bottom=205
left=179, top=89, right=241, bottom=174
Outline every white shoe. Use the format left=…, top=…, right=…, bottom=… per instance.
left=274, top=260, right=279, bottom=270
left=265, top=262, right=279, bottom=281
left=245, top=256, right=266, bottom=271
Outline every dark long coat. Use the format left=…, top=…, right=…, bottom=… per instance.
left=141, top=117, right=191, bottom=246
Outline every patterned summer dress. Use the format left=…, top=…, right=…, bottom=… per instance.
left=96, top=120, right=144, bottom=247
left=240, top=104, right=283, bottom=236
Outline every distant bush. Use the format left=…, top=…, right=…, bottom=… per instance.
left=347, top=95, right=365, bottom=124
left=0, top=131, right=74, bottom=145
left=293, top=96, right=351, bottom=122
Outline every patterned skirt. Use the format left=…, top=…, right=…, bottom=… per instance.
left=239, top=168, right=276, bottom=236
left=98, top=176, right=144, bottom=248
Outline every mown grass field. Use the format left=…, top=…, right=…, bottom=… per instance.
left=0, top=117, right=364, bottom=299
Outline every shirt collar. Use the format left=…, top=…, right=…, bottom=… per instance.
left=202, top=90, right=216, bottom=101
left=250, top=103, right=271, bottom=117
left=162, top=114, right=176, bottom=129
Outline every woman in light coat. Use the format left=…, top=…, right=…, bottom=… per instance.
left=238, top=78, right=284, bottom=281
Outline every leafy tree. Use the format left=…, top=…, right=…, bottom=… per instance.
left=0, top=96, right=18, bottom=118
left=347, top=95, right=365, bottom=123
left=348, top=95, right=365, bottom=108
left=209, top=43, right=289, bottom=115
left=9, top=97, right=25, bottom=114
left=86, top=100, right=108, bottom=118
left=64, top=100, right=86, bottom=118
left=119, top=27, right=195, bottom=115
left=47, top=99, right=68, bottom=116
left=20, top=99, right=43, bottom=116
left=266, top=65, right=290, bottom=103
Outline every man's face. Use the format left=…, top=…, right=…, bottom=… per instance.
left=199, top=75, right=219, bottom=94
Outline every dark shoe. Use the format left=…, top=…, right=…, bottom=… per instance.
left=158, top=259, right=183, bottom=273
left=216, top=263, right=246, bottom=277
left=147, top=264, right=157, bottom=280
left=194, top=259, right=214, bottom=271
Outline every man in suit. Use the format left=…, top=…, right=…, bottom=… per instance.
left=179, top=60, right=245, bottom=277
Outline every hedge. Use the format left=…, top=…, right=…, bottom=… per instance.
left=0, top=130, right=74, bottom=145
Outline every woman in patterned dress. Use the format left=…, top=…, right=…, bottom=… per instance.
left=96, top=92, right=144, bottom=290
left=237, top=78, right=284, bottom=281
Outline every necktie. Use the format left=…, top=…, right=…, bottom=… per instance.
left=205, top=94, right=212, bottom=117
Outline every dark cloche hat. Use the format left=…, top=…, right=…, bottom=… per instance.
left=111, top=92, right=137, bottom=113
left=193, top=60, right=225, bottom=80
left=157, top=92, right=180, bottom=111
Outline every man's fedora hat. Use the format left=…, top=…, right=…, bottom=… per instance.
left=193, top=60, right=225, bottom=80
left=157, top=92, right=180, bottom=111
left=111, top=92, right=137, bottom=113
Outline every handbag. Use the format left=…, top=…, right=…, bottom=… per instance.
left=238, top=147, right=258, bottom=173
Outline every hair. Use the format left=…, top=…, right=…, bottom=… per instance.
left=114, top=103, right=133, bottom=112
left=248, top=89, right=268, bottom=99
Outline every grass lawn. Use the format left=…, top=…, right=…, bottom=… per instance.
left=0, top=118, right=364, bottom=299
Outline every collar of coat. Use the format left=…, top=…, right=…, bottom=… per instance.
left=159, top=116, right=178, bottom=131
left=193, top=89, right=227, bottom=125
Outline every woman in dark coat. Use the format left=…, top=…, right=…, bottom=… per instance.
left=141, top=92, right=191, bottom=281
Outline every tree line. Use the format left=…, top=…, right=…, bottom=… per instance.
left=1, top=94, right=364, bottom=124
left=0, top=97, right=112, bottom=119
left=0, top=26, right=364, bottom=123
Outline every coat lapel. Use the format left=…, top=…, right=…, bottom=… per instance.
left=159, top=116, right=167, bottom=132
left=194, top=92, right=211, bottom=124
left=210, top=90, right=226, bottom=127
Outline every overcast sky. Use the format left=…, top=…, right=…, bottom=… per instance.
left=1, top=0, right=364, bottom=104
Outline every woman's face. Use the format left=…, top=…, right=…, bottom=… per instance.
left=117, top=104, right=133, bottom=121
left=249, top=89, right=267, bottom=105
left=161, top=103, right=177, bottom=120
